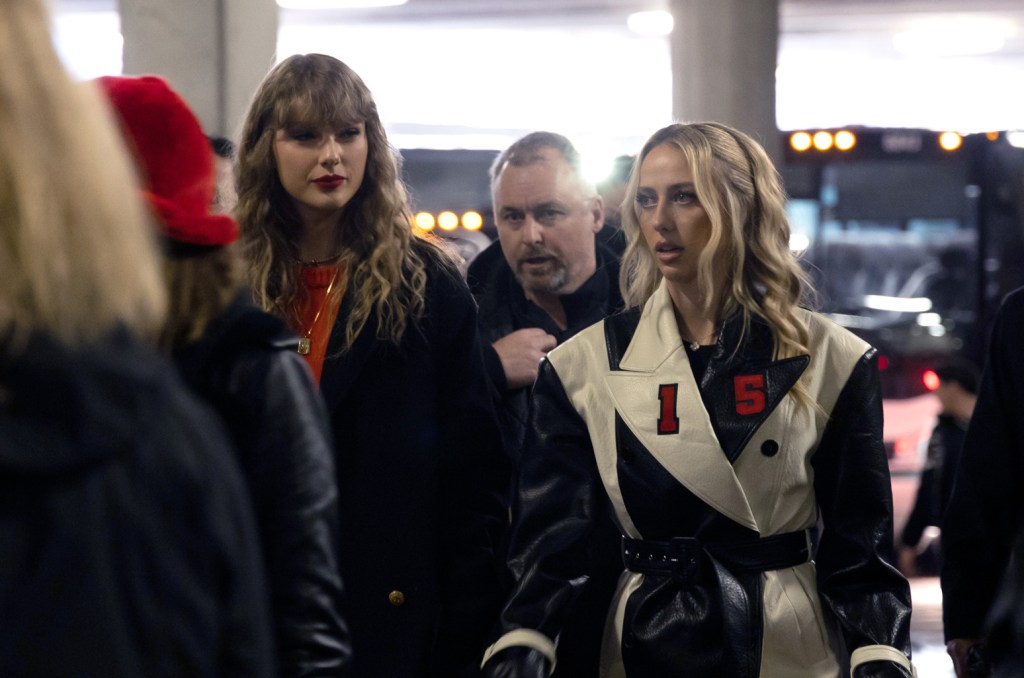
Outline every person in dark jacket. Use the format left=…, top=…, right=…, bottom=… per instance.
left=235, top=54, right=509, bottom=678
left=897, top=357, right=978, bottom=577
left=481, top=122, right=914, bottom=677
left=467, top=131, right=625, bottom=676
left=0, top=2, right=272, bottom=674
left=942, top=287, right=1024, bottom=677
left=96, top=74, right=351, bottom=677
left=467, top=131, right=626, bottom=462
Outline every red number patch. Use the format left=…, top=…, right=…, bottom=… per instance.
left=734, top=374, right=766, bottom=415
left=657, top=384, right=679, bottom=435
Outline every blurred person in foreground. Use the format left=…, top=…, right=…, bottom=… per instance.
left=481, top=122, right=913, bottom=678
left=0, top=0, right=272, bottom=675
left=97, top=74, right=351, bottom=677
left=897, top=357, right=978, bottom=577
left=235, top=53, right=508, bottom=677
left=942, top=288, right=1024, bottom=677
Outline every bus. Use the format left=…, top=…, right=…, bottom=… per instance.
left=780, top=127, right=1024, bottom=477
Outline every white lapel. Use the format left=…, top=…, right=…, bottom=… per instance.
left=606, top=283, right=758, bottom=532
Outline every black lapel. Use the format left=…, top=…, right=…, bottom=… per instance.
left=319, top=288, right=382, bottom=411
left=701, top=316, right=809, bottom=463
left=603, top=308, right=642, bottom=371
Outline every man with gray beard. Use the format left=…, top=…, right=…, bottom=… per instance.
left=468, top=131, right=625, bottom=464
left=467, top=132, right=624, bottom=678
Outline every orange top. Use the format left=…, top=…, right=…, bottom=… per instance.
left=294, top=263, right=347, bottom=385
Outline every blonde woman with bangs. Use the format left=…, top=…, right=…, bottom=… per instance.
left=482, top=122, right=914, bottom=677
left=236, top=53, right=509, bottom=678
left=0, top=0, right=272, bottom=674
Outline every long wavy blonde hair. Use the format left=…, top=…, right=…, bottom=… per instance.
left=620, top=122, right=815, bottom=363
left=236, top=53, right=446, bottom=349
left=0, top=0, right=166, bottom=350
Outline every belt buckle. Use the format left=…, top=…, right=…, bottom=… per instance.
left=669, top=537, right=700, bottom=582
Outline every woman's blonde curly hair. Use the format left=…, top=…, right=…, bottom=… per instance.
left=620, top=122, right=817, bottom=369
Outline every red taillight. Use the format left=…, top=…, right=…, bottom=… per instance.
left=922, top=369, right=940, bottom=391
left=878, top=355, right=890, bottom=371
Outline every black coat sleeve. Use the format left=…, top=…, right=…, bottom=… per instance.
left=229, top=348, right=352, bottom=677
left=811, top=350, right=913, bottom=676
left=482, top=358, right=605, bottom=674
left=942, top=290, right=1024, bottom=641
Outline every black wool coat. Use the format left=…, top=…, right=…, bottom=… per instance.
left=320, top=242, right=510, bottom=678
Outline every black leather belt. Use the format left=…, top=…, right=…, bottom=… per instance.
left=622, top=529, right=812, bottom=581
left=621, top=529, right=814, bottom=676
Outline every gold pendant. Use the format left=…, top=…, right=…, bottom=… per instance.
left=297, top=337, right=311, bottom=355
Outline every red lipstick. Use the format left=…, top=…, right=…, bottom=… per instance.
left=313, top=174, right=345, bottom=190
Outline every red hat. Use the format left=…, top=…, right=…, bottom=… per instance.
left=95, top=75, right=237, bottom=247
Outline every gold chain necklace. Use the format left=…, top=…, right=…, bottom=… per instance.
left=297, top=267, right=339, bottom=356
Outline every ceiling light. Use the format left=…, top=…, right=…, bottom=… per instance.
left=627, top=11, right=673, bottom=37
left=863, top=295, right=932, bottom=313
left=939, top=131, right=963, bottom=151
left=834, top=130, right=857, bottom=151
left=277, top=0, right=407, bottom=9
left=789, top=131, right=812, bottom=152
left=893, top=17, right=1012, bottom=57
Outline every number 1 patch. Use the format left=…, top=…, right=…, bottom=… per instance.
left=657, top=384, right=679, bottom=435
left=734, top=374, right=766, bottom=415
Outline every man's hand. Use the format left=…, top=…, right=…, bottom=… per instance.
left=493, top=328, right=557, bottom=390
left=947, top=638, right=985, bottom=677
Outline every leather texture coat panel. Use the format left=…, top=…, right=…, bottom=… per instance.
left=173, top=294, right=352, bottom=677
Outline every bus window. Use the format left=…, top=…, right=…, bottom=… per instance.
left=781, top=130, right=1003, bottom=401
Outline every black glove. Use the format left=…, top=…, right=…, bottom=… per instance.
left=966, top=642, right=990, bottom=677
left=481, top=646, right=549, bottom=678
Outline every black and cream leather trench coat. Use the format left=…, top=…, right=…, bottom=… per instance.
left=484, top=282, right=914, bottom=678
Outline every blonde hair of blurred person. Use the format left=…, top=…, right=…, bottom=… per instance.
left=0, top=4, right=275, bottom=677
left=0, top=0, right=165, bottom=350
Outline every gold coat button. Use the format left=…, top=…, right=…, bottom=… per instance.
left=388, top=590, right=406, bottom=606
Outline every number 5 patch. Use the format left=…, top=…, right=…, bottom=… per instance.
left=734, top=374, right=766, bottom=415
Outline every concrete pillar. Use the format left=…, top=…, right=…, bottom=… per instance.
left=118, top=0, right=277, bottom=137
left=668, top=0, right=780, bottom=161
